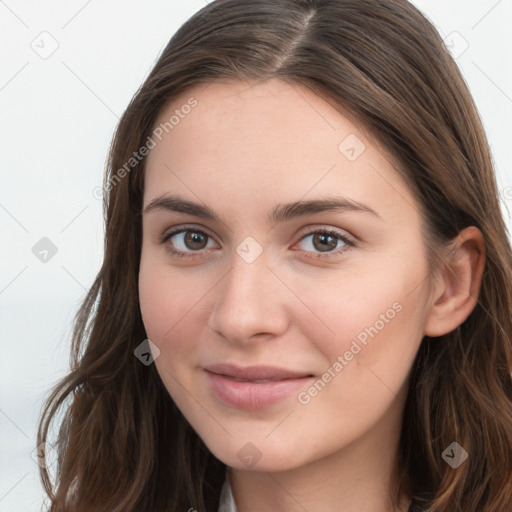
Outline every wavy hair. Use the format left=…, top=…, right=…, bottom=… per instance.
left=37, top=0, right=512, bottom=510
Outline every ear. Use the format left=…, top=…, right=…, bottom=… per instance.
left=424, top=226, right=486, bottom=337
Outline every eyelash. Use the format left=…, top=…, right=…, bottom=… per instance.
left=159, top=225, right=355, bottom=261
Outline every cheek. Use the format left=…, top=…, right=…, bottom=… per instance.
left=138, top=263, right=199, bottom=409
left=138, top=260, right=209, bottom=377
left=295, top=248, right=428, bottom=371
left=292, top=291, right=423, bottom=439
left=139, top=258, right=190, bottom=342
left=138, top=263, right=168, bottom=341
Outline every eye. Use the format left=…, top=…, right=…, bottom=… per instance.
left=295, top=228, right=354, bottom=259
left=159, top=226, right=217, bottom=259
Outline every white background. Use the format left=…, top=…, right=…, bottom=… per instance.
left=1, top=1, right=511, bottom=510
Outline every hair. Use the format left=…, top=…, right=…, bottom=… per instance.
left=37, top=0, right=512, bottom=510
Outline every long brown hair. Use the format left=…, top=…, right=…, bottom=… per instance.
left=37, top=0, right=512, bottom=510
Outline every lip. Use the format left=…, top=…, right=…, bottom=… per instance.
left=204, top=364, right=314, bottom=409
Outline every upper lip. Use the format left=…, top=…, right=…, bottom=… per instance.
left=204, top=363, right=313, bottom=381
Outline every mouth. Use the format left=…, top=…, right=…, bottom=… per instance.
left=204, top=363, right=313, bottom=380
left=203, top=363, right=315, bottom=409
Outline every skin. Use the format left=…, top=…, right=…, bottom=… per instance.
left=138, top=78, right=485, bottom=512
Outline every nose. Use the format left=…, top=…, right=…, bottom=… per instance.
left=207, top=247, right=290, bottom=345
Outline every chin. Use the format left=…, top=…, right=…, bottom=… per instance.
left=202, top=435, right=309, bottom=473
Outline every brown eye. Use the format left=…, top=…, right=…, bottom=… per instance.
left=160, top=227, right=217, bottom=259
left=296, top=228, right=354, bottom=259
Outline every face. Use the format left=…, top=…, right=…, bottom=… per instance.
left=139, top=78, right=434, bottom=472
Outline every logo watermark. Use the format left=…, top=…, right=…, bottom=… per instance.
left=237, top=441, right=263, bottom=468
left=442, top=441, right=468, bottom=468
left=502, top=186, right=512, bottom=202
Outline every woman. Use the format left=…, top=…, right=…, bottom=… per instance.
left=37, top=0, right=512, bottom=510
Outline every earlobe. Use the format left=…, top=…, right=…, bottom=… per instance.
left=424, top=226, right=486, bottom=338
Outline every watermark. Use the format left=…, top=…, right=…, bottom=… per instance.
left=298, top=301, right=403, bottom=405
left=93, top=97, right=198, bottom=200
left=134, top=338, right=161, bottom=366
left=443, top=31, right=469, bottom=59
left=32, top=237, right=58, bottom=263
left=442, top=441, right=468, bottom=468
left=236, top=236, right=263, bottom=264
left=31, top=31, right=59, bottom=59
left=338, top=133, right=366, bottom=162
left=31, top=442, right=58, bottom=469
left=237, top=441, right=262, bottom=468
left=502, top=186, right=512, bottom=202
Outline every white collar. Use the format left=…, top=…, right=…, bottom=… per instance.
left=218, top=470, right=237, bottom=512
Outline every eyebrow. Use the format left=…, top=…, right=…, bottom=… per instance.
left=143, top=194, right=381, bottom=224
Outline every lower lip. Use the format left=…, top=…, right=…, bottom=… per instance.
left=205, top=371, right=314, bottom=409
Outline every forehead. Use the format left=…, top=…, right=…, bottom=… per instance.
left=143, top=78, right=417, bottom=225
left=150, top=78, right=360, bottom=156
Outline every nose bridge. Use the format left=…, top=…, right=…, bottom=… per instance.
left=208, top=239, right=288, bottom=343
